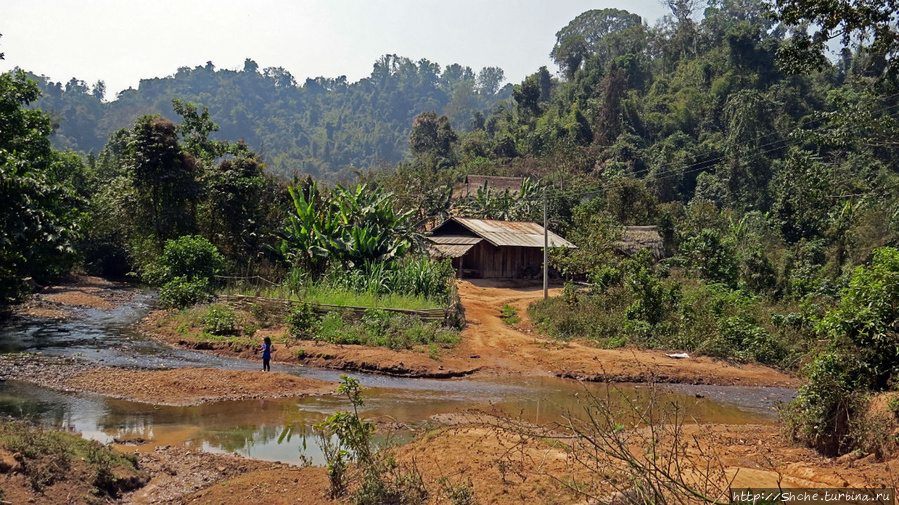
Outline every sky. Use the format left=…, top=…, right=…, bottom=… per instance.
left=1, top=1, right=671, bottom=100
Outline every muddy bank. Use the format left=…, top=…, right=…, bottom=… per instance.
left=141, top=280, right=799, bottom=387
left=1, top=354, right=333, bottom=406
left=124, top=419, right=899, bottom=505
left=140, top=307, right=483, bottom=379
left=123, top=445, right=305, bottom=504
left=9, top=275, right=137, bottom=319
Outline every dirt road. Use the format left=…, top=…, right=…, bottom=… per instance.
left=446, top=280, right=798, bottom=386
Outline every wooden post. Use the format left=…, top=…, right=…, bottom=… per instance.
left=543, top=186, right=548, bottom=300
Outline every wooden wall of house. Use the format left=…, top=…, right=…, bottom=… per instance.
left=456, top=243, right=543, bottom=278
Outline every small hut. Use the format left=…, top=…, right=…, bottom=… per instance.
left=452, top=175, right=524, bottom=199
left=427, top=217, right=576, bottom=278
left=612, top=226, right=665, bottom=260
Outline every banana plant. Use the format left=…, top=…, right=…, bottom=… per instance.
left=277, top=181, right=419, bottom=273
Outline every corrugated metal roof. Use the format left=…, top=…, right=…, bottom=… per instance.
left=429, top=236, right=482, bottom=245
left=428, top=242, right=478, bottom=258
left=432, top=217, right=576, bottom=249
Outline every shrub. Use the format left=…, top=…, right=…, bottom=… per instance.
left=316, top=312, right=359, bottom=345
left=315, top=376, right=428, bottom=504
left=784, top=350, right=861, bottom=455
left=286, top=302, right=320, bottom=339
left=203, top=304, right=239, bottom=336
left=159, top=276, right=211, bottom=309
left=143, top=235, right=224, bottom=287
left=786, top=247, right=899, bottom=455
left=679, top=228, right=739, bottom=287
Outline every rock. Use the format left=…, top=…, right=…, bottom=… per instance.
left=0, top=452, right=20, bottom=473
left=836, top=451, right=864, bottom=465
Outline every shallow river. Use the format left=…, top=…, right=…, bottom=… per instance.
left=0, top=291, right=795, bottom=465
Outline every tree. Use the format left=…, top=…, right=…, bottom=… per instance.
left=0, top=70, right=82, bottom=301
left=551, top=9, right=644, bottom=79
left=476, top=66, right=505, bottom=95
left=125, top=115, right=202, bottom=250
left=200, top=155, right=267, bottom=261
left=770, top=0, right=899, bottom=81
left=409, top=111, right=457, bottom=167
left=172, top=98, right=231, bottom=162
left=90, top=80, right=106, bottom=100
left=679, top=229, right=739, bottom=287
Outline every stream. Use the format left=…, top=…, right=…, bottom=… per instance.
left=0, top=290, right=796, bottom=465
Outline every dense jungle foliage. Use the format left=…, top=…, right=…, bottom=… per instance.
left=27, top=55, right=511, bottom=180
left=3, top=0, right=899, bottom=456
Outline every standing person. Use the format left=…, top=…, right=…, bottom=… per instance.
left=261, top=336, right=272, bottom=372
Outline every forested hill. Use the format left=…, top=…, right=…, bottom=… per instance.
left=28, top=55, right=511, bottom=180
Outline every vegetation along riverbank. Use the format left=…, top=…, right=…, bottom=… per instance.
left=4, top=0, right=899, bottom=501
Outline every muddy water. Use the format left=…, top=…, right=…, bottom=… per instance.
left=0, top=291, right=795, bottom=465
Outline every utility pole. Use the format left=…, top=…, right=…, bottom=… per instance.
left=543, top=186, right=548, bottom=300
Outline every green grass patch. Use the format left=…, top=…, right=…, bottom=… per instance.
left=219, top=284, right=442, bottom=311
left=529, top=272, right=814, bottom=369
left=303, top=309, right=461, bottom=351
left=296, top=285, right=442, bottom=310
left=499, top=304, right=520, bottom=325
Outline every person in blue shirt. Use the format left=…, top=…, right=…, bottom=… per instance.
left=261, top=336, right=272, bottom=372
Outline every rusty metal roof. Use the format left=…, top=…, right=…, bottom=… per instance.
left=428, top=242, right=478, bottom=258
left=426, top=236, right=482, bottom=258
left=431, top=217, right=576, bottom=249
left=428, top=236, right=483, bottom=245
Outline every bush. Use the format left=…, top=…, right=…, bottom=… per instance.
left=315, top=376, right=428, bottom=504
left=143, top=235, right=224, bottom=287
left=784, top=350, right=861, bottom=455
left=286, top=302, right=320, bottom=339
left=203, top=304, right=239, bottom=335
left=146, top=235, right=224, bottom=309
left=529, top=286, right=630, bottom=342
left=159, top=276, right=211, bottom=309
left=786, top=248, right=899, bottom=455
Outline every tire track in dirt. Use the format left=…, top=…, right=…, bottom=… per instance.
left=451, top=280, right=799, bottom=387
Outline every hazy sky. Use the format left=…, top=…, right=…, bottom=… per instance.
left=1, top=1, right=670, bottom=100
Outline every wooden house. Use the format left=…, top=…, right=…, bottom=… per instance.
left=427, top=217, right=576, bottom=278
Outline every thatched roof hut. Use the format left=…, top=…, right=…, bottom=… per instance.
left=612, top=226, right=665, bottom=260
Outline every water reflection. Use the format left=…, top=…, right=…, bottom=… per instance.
left=0, top=288, right=795, bottom=466
left=0, top=375, right=788, bottom=466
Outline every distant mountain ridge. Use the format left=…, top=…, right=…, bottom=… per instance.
left=27, top=55, right=511, bottom=179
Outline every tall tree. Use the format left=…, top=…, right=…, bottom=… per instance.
left=125, top=115, right=201, bottom=250
left=551, top=9, right=644, bottom=79
left=770, top=0, right=899, bottom=81
left=0, top=69, right=82, bottom=300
